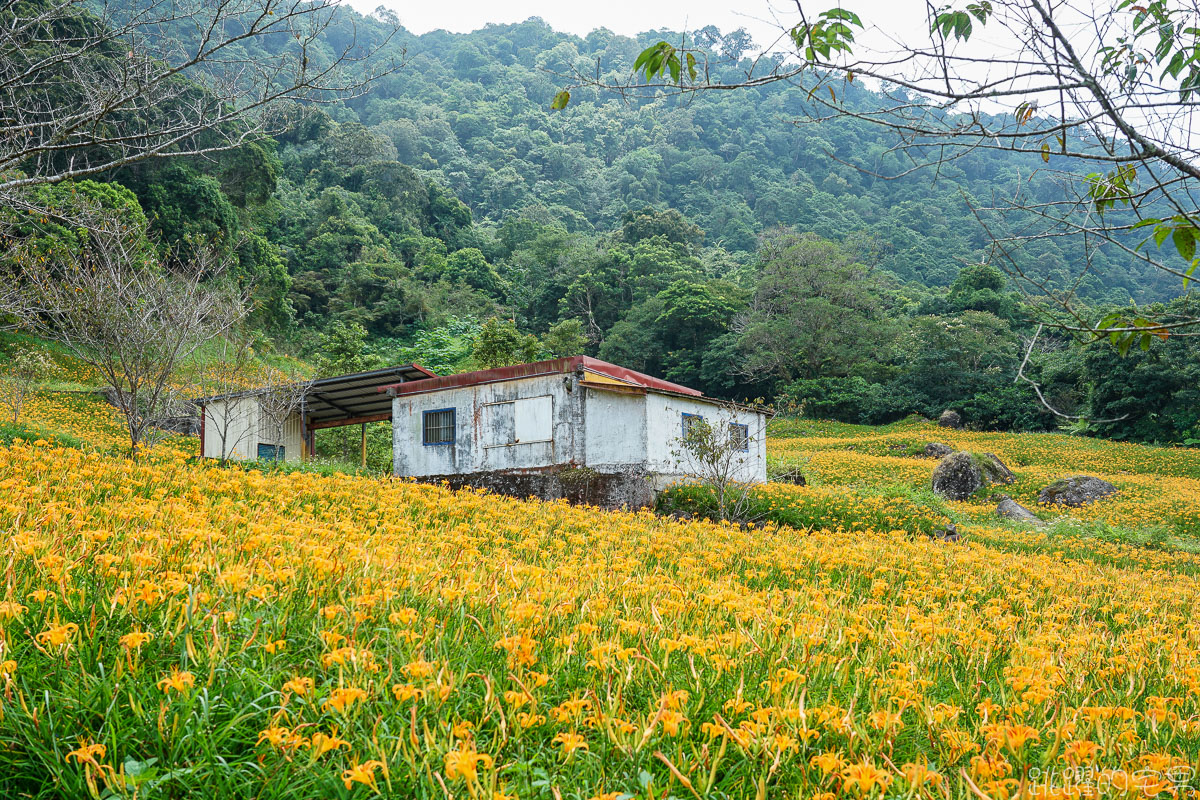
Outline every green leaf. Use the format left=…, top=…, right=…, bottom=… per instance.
left=1173, top=225, right=1196, bottom=261
left=1162, top=49, right=1185, bottom=79
left=1040, top=142, right=1050, bottom=162
left=686, top=52, right=697, bottom=81
left=1154, top=32, right=1174, bottom=63
left=634, top=42, right=675, bottom=80
left=550, top=90, right=570, bottom=110
left=967, top=1, right=993, bottom=23
left=824, top=8, right=863, bottom=26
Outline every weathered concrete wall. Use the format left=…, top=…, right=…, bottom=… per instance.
left=392, top=373, right=581, bottom=477
left=414, top=465, right=657, bottom=510
left=391, top=371, right=766, bottom=492
left=581, top=388, right=648, bottom=469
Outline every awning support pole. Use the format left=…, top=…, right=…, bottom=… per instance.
left=299, top=399, right=308, bottom=462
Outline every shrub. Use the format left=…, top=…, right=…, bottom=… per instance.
left=657, top=481, right=950, bottom=538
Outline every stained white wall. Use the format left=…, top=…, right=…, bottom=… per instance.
left=582, top=389, right=647, bottom=470
left=391, top=374, right=766, bottom=484
left=644, top=393, right=767, bottom=483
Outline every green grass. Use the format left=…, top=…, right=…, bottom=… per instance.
left=656, top=481, right=951, bottom=538
left=0, top=419, right=84, bottom=450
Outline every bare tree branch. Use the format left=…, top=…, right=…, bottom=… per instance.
left=14, top=206, right=247, bottom=458
left=0, top=0, right=400, bottom=206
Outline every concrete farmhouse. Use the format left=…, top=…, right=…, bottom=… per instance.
left=198, top=356, right=766, bottom=507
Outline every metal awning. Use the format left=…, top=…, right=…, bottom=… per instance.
left=196, top=364, right=435, bottom=431
left=304, top=365, right=434, bottom=429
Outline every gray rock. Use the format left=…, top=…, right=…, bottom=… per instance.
left=924, top=442, right=953, bottom=458
left=977, top=452, right=1015, bottom=485
left=937, top=410, right=963, bottom=429
left=1038, top=476, right=1118, bottom=507
left=97, top=386, right=131, bottom=410
left=152, top=414, right=201, bottom=436
left=996, top=497, right=1044, bottom=526
left=931, top=452, right=984, bottom=500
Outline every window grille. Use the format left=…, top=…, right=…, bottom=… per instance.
left=423, top=408, right=456, bottom=445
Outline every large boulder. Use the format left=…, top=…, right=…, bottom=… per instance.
left=931, top=451, right=1017, bottom=500
left=996, top=496, right=1044, bottom=526
left=976, top=453, right=1015, bottom=485
left=1038, top=477, right=1118, bottom=507
left=937, top=410, right=963, bottom=429
left=931, top=452, right=984, bottom=500
left=924, top=442, right=953, bottom=459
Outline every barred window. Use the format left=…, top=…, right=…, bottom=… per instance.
left=729, top=423, right=750, bottom=451
left=422, top=408, right=455, bottom=445
left=257, top=444, right=285, bottom=461
left=681, top=412, right=704, bottom=438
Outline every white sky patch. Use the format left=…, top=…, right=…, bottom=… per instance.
left=346, top=0, right=1157, bottom=138
left=346, top=0, right=930, bottom=53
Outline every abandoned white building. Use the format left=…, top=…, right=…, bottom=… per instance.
left=379, top=356, right=767, bottom=506
left=198, top=356, right=766, bottom=507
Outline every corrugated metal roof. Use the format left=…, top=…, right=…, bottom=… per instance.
left=378, top=356, right=703, bottom=399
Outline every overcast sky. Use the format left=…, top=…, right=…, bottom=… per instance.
left=345, top=0, right=925, bottom=52
left=344, top=1, right=1107, bottom=120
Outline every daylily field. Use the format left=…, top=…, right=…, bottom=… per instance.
left=2, top=395, right=1200, bottom=798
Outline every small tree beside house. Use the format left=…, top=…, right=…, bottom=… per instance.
left=193, top=331, right=260, bottom=461
left=670, top=404, right=771, bottom=522
left=256, top=368, right=314, bottom=462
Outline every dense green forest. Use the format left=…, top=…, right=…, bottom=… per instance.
left=7, top=7, right=1199, bottom=445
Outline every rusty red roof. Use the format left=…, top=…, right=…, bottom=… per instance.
left=378, top=356, right=703, bottom=398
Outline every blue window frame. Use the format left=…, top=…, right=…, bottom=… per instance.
left=729, top=423, right=750, bottom=452
left=257, top=443, right=285, bottom=461
left=423, top=408, right=456, bottom=445
left=681, top=412, right=704, bottom=438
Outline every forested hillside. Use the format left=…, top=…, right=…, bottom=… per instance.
left=340, top=19, right=1170, bottom=295
left=6, top=5, right=1198, bottom=444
